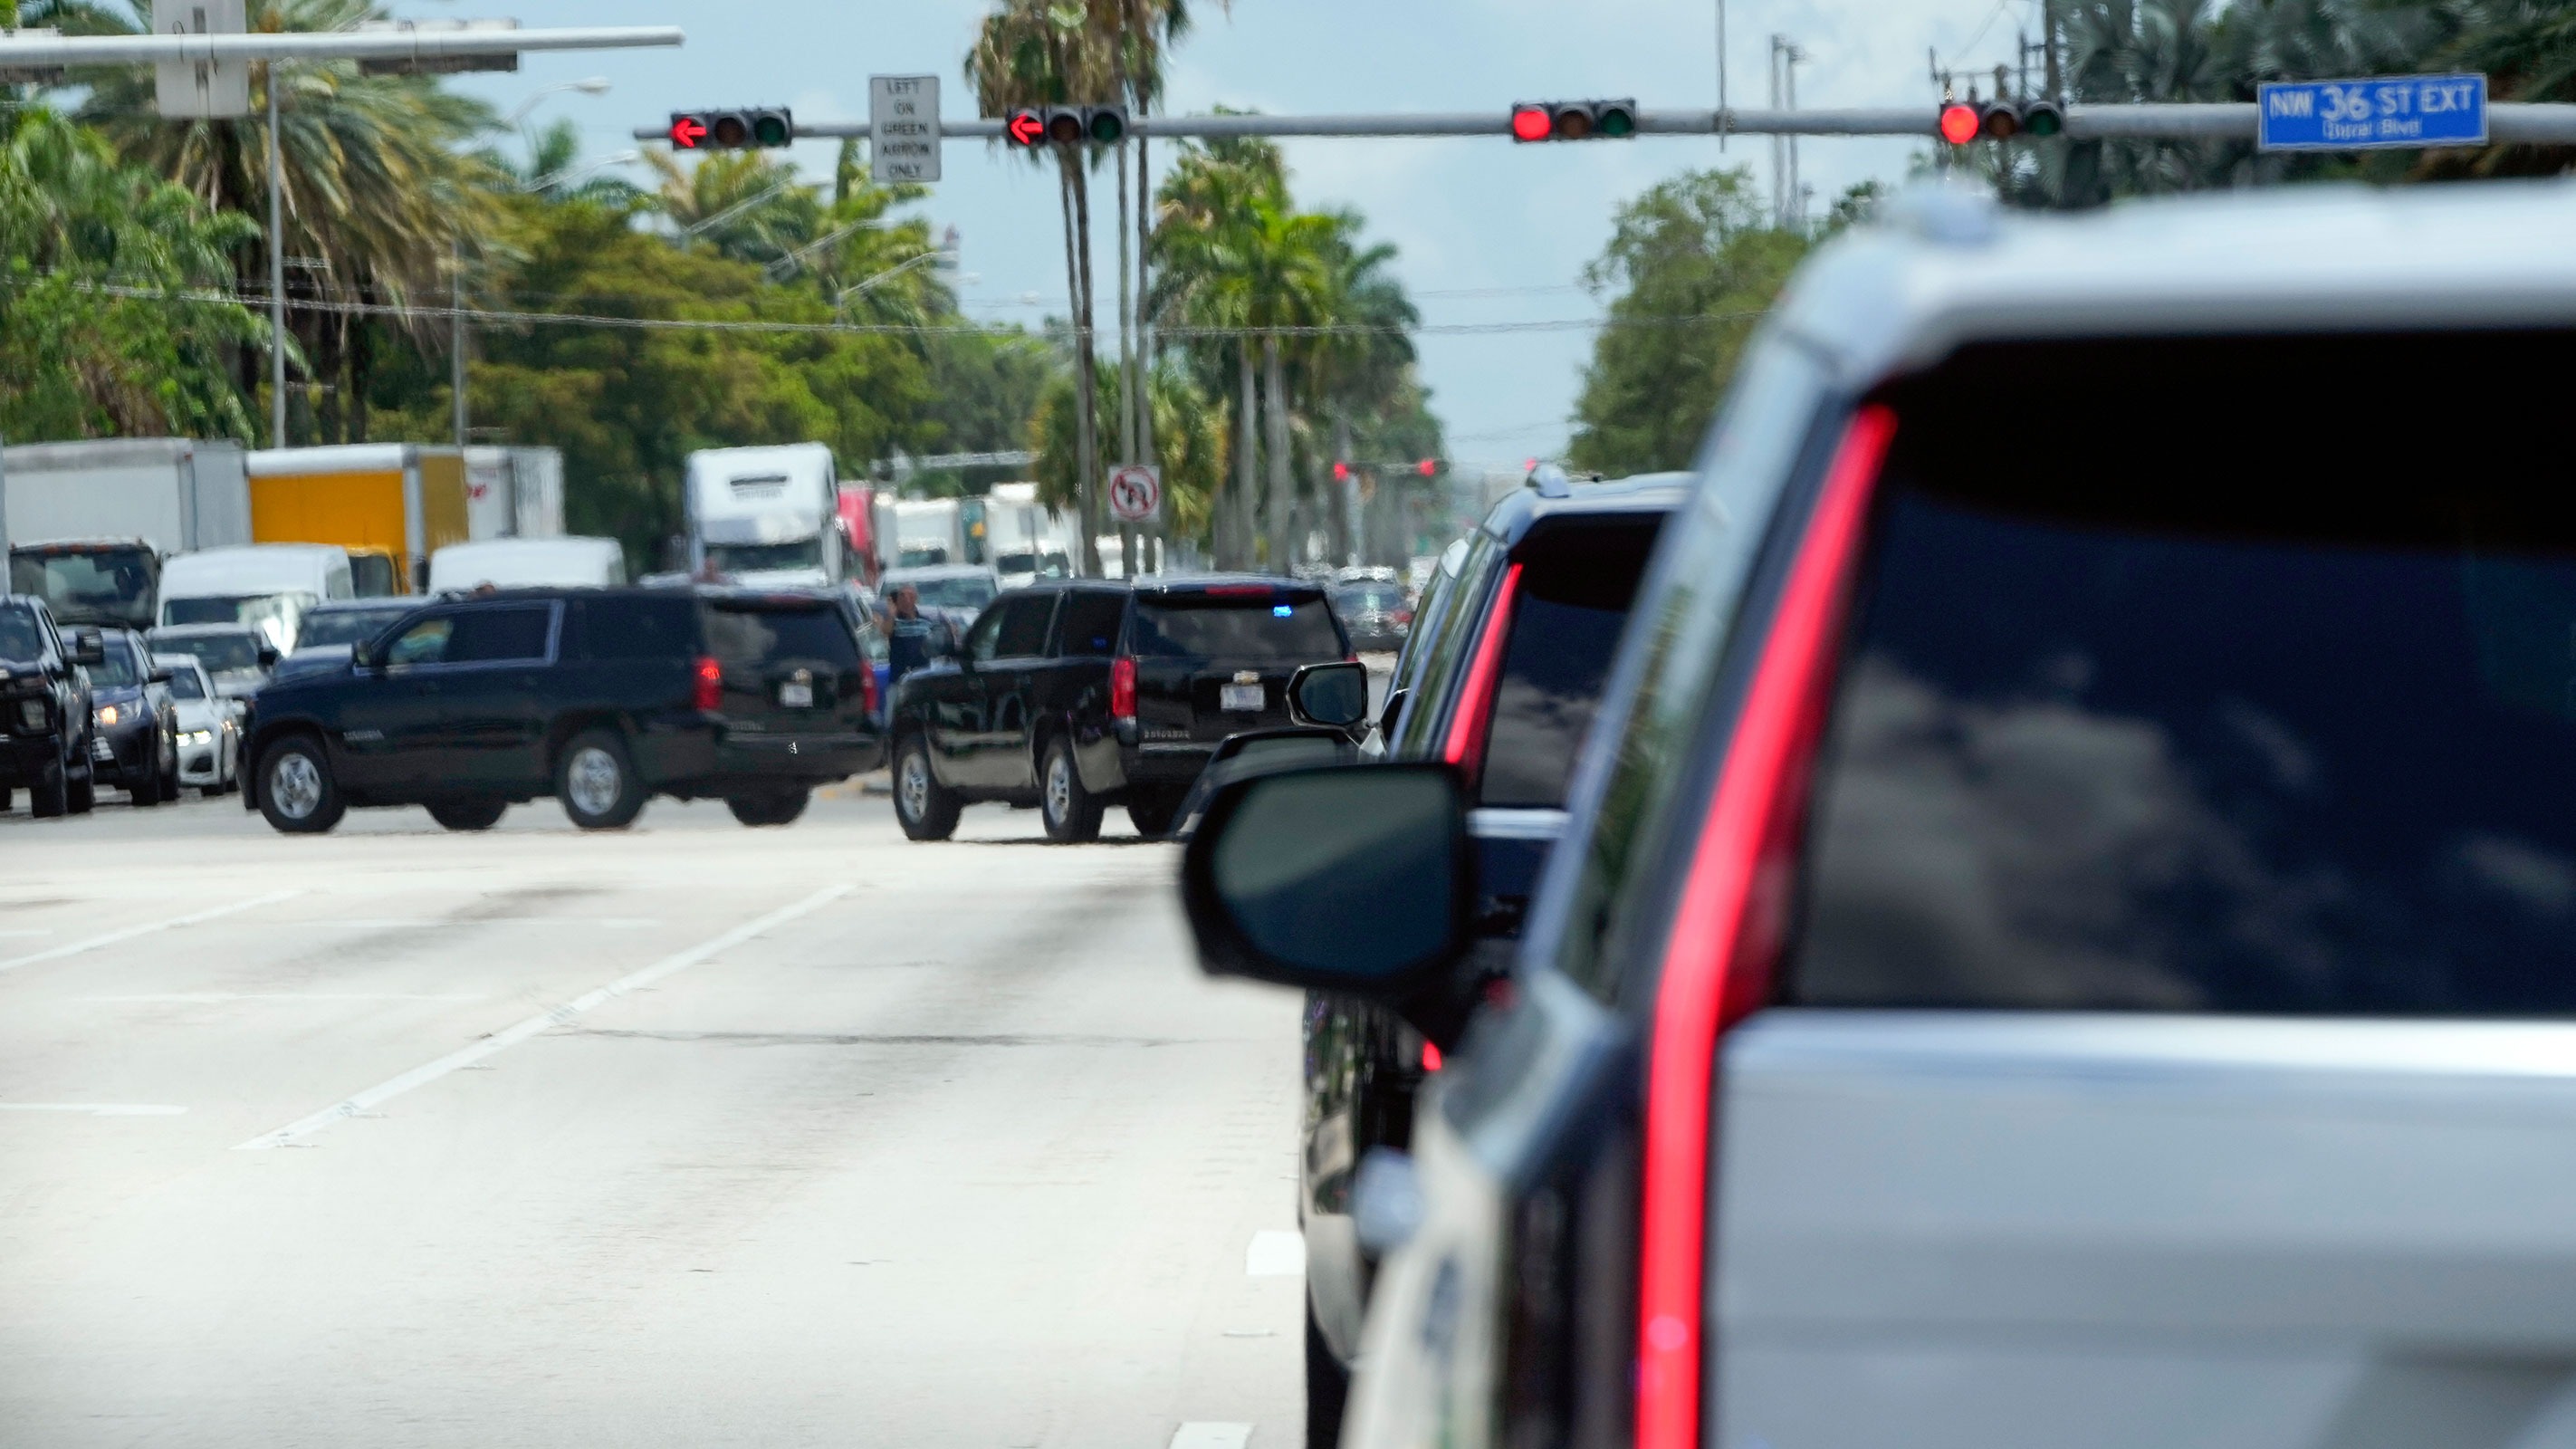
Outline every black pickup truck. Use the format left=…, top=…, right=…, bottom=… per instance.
left=888, top=575, right=1351, bottom=842
left=0, top=594, right=100, bottom=818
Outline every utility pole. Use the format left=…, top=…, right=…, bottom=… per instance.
left=1116, top=136, right=1137, bottom=579
left=1715, top=0, right=1728, bottom=149
left=450, top=240, right=467, bottom=447
left=264, top=61, right=287, bottom=449
left=2045, top=0, right=2062, bottom=97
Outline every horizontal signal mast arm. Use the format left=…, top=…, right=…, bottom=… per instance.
left=635, top=101, right=2576, bottom=144
left=0, top=25, right=681, bottom=65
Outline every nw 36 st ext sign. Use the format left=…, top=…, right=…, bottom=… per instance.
left=2258, top=75, right=2487, bottom=151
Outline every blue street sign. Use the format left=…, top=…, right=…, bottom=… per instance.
left=2258, top=75, right=2487, bottom=151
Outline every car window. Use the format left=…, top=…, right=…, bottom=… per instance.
left=905, top=576, right=997, bottom=611
left=294, top=609, right=413, bottom=650
left=1387, top=533, right=1506, bottom=759
left=385, top=616, right=454, bottom=667
left=443, top=606, right=553, bottom=665
left=88, top=638, right=143, bottom=687
left=1056, top=591, right=1127, bottom=657
left=991, top=594, right=1057, bottom=658
left=1478, top=519, right=1667, bottom=808
left=570, top=597, right=698, bottom=661
left=0, top=605, right=43, bottom=660
left=162, top=667, right=206, bottom=700
left=1130, top=593, right=1343, bottom=660
left=1787, top=331, right=2576, bottom=1017
left=149, top=632, right=265, bottom=675
left=704, top=605, right=861, bottom=668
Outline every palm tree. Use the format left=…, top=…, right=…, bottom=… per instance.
left=44, top=0, right=506, bottom=444
left=644, top=149, right=821, bottom=269
left=1150, top=139, right=1277, bottom=566
left=508, top=119, right=646, bottom=209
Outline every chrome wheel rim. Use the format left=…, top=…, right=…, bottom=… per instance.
left=898, top=749, right=931, bottom=820
left=1046, top=752, right=1072, bottom=823
left=567, top=746, right=622, bottom=817
left=270, top=752, right=322, bottom=820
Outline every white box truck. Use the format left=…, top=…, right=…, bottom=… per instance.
left=1, top=438, right=253, bottom=630
left=684, top=443, right=846, bottom=589
left=464, top=446, right=567, bottom=541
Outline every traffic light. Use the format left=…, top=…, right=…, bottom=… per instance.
left=669, top=108, right=793, bottom=151
left=1939, top=98, right=2064, bottom=145
left=1004, top=106, right=1129, bottom=149
left=1509, top=100, right=1639, bottom=143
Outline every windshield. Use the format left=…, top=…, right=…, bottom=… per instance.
left=150, top=632, right=265, bottom=675
left=1131, top=593, right=1345, bottom=659
left=294, top=609, right=410, bottom=649
left=897, top=576, right=997, bottom=611
left=10, top=548, right=157, bottom=629
left=704, top=539, right=825, bottom=576
left=1333, top=584, right=1404, bottom=614
left=0, top=604, right=44, bottom=660
left=88, top=638, right=142, bottom=687
left=161, top=667, right=206, bottom=700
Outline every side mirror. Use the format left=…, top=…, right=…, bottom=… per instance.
left=70, top=630, right=105, bottom=667
left=257, top=644, right=281, bottom=668
left=148, top=667, right=174, bottom=686
left=1287, top=660, right=1369, bottom=731
left=1180, top=763, right=1470, bottom=996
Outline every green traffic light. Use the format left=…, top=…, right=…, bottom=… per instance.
left=2023, top=103, right=2064, bottom=138
left=1088, top=109, right=1126, bottom=144
left=753, top=114, right=791, bottom=148
left=1597, top=106, right=1636, bottom=139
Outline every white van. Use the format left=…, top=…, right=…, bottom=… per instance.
left=685, top=443, right=843, bottom=589
left=156, top=543, right=353, bottom=652
left=428, top=536, right=626, bottom=592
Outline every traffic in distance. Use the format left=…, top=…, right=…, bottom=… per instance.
left=13, top=34, right=2576, bottom=1445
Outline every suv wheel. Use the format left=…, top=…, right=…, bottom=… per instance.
left=157, top=728, right=180, bottom=804
left=427, top=797, right=509, bottom=831
left=893, top=734, right=961, bottom=841
left=257, top=736, right=345, bottom=833
left=1125, top=788, right=1183, bottom=840
left=130, top=739, right=164, bottom=807
left=726, top=789, right=810, bottom=828
left=557, top=729, right=646, bottom=830
left=1305, top=1299, right=1350, bottom=1449
left=28, top=752, right=68, bottom=819
left=1039, top=735, right=1103, bottom=844
left=66, top=760, right=93, bottom=814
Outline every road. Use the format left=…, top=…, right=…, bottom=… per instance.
left=0, top=786, right=1305, bottom=1448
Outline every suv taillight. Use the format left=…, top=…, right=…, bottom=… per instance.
left=860, top=660, right=880, bottom=717
left=1110, top=657, right=1136, bottom=719
left=693, top=656, right=723, bottom=712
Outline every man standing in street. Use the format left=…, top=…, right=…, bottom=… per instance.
left=885, top=585, right=934, bottom=690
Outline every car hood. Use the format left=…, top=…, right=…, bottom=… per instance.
left=93, top=685, right=143, bottom=706
left=173, top=699, right=225, bottom=731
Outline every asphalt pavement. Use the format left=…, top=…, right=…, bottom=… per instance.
left=0, top=785, right=1305, bottom=1448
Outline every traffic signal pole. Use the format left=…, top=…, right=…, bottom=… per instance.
left=636, top=102, right=2576, bottom=144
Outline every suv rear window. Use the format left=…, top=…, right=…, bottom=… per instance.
left=1131, top=592, right=1343, bottom=660
left=1480, top=519, right=1665, bottom=808
left=704, top=603, right=861, bottom=667
left=1789, top=331, right=2576, bottom=1017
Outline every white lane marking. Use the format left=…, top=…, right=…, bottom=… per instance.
left=282, top=917, right=663, bottom=930
left=0, top=929, right=53, bottom=938
left=235, top=885, right=851, bottom=1151
left=0, top=1103, right=187, bottom=1116
left=1170, top=1425, right=1253, bottom=1449
left=84, top=993, right=486, bottom=1003
left=0, top=891, right=301, bottom=975
left=1246, top=1229, right=1307, bottom=1277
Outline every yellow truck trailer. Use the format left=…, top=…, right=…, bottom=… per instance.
left=245, top=446, right=470, bottom=595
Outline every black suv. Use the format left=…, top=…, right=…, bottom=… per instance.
left=1294, top=473, right=1683, bottom=1444
left=888, top=575, right=1350, bottom=842
left=244, top=587, right=882, bottom=834
left=81, top=628, right=181, bottom=807
left=0, top=594, right=99, bottom=818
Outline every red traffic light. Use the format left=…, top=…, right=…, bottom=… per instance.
left=1006, top=109, right=1044, bottom=147
left=1510, top=105, right=1552, bottom=143
left=1939, top=102, right=1980, bottom=145
left=1331, top=461, right=1351, bottom=483
left=669, top=114, right=708, bottom=149
left=1417, top=458, right=1438, bottom=477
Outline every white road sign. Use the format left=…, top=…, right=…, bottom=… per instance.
left=869, top=74, right=941, bottom=184
left=1107, top=465, right=1163, bottom=523
left=155, top=0, right=250, bottom=120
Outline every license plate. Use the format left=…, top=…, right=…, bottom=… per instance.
left=1221, top=682, right=1265, bottom=713
left=779, top=681, right=814, bottom=708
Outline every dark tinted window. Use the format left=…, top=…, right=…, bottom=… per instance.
left=991, top=594, right=1057, bottom=657
left=704, top=605, right=860, bottom=667
left=295, top=608, right=414, bottom=649
left=1480, top=520, right=1665, bottom=808
left=0, top=605, right=48, bottom=661
left=570, top=597, right=698, bottom=661
left=89, top=637, right=142, bottom=686
left=150, top=631, right=265, bottom=675
left=162, top=667, right=206, bottom=700
left=1131, top=592, right=1344, bottom=660
left=1056, top=590, right=1127, bottom=657
left=445, top=606, right=552, bottom=664
left=1790, top=331, right=2576, bottom=1017
left=1388, top=536, right=1506, bottom=759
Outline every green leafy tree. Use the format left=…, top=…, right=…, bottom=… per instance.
left=0, top=108, right=265, bottom=440
left=1566, top=167, right=1807, bottom=476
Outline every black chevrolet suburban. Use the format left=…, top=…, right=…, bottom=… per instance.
left=0, top=594, right=100, bottom=818
left=888, top=575, right=1350, bottom=842
left=244, top=586, right=883, bottom=833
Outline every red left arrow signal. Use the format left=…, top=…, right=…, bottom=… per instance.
left=670, top=115, right=709, bottom=149
left=1006, top=109, right=1045, bottom=147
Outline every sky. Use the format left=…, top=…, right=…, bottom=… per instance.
left=418, top=0, right=2040, bottom=469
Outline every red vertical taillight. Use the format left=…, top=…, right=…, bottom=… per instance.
left=1633, top=406, right=1897, bottom=1449
left=693, top=656, right=723, bottom=712
left=1442, top=563, right=1523, bottom=781
left=860, top=661, right=880, bottom=717
left=1110, top=656, right=1136, bottom=719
